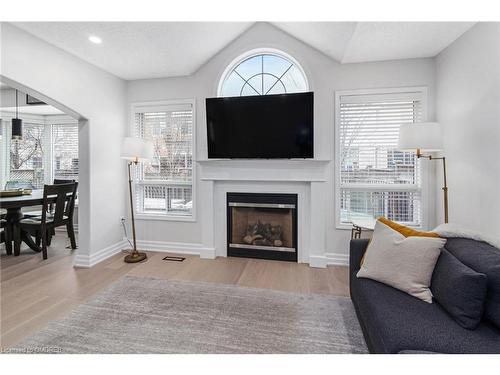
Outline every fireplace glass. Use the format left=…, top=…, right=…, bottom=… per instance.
left=227, top=193, right=297, bottom=262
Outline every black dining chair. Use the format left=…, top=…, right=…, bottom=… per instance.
left=1, top=219, right=12, bottom=255
left=24, top=179, right=77, bottom=246
left=15, top=182, right=78, bottom=259
left=24, top=179, right=76, bottom=217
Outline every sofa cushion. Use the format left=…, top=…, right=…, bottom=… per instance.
left=360, top=217, right=442, bottom=266
left=445, top=238, right=500, bottom=329
left=357, top=220, right=446, bottom=303
left=351, top=276, right=500, bottom=354
left=431, top=250, right=488, bottom=329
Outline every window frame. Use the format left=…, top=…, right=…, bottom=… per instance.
left=334, top=87, right=430, bottom=230
left=130, top=99, right=196, bottom=222
left=217, top=48, right=309, bottom=97
left=0, top=111, right=78, bottom=189
left=50, top=118, right=80, bottom=183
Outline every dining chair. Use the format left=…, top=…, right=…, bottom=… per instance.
left=24, top=179, right=76, bottom=217
left=1, top=219, right=12, bottom=255
left=15, top=182, right=78, bottom=259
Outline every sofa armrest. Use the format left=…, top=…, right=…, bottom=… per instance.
left=350, top=239, right=370, bottom=276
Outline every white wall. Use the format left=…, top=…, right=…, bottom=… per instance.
left=127, top=22, right=436, bottom=260
left=1, top=23, right=127, bottom=266
left=1, top=88, right=30, bottom=107
left=436, top=23, right=500, bottom=240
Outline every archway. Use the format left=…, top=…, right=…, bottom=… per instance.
left=0, top=74, right=90, bottom=264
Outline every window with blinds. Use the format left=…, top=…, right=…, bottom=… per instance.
left=52, top=123, right=79, bottom=181
left=133, top=101, right=194, bottom=217
left=336, top=89, right=426, bottom=226
left=0, top=114, right=78, bottom=189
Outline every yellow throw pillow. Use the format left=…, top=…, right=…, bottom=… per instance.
left=377, top=217, right=441, bottom=238
left=360, top=217, right=441, bottom=266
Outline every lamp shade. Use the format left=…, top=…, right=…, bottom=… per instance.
left=398, top=122, right=443, bottom=152
left=121, top=137, right=154, bottom=162
left=12, top=118, right=23, bottom=139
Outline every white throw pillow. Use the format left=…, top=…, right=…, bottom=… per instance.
left=357, top=220, right=447, bottom=303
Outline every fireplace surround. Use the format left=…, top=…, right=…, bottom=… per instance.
left=227, top=192, right=298, bottom=262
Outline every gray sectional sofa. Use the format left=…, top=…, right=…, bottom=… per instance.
left=350, top=237, right=500, bottom=354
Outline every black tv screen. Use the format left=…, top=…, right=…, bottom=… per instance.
left=206, top=92, right=313, bottom=159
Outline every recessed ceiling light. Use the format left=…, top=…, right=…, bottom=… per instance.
left=88, top=35, right=102, bottom=44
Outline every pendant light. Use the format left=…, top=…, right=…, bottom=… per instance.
left=12, top=89, right=22, bottom=140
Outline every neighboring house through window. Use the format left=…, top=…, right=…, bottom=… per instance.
left=10, top=122, right=45, bottom=188
left=335, top=87, right=427, bottom=227
left=0, top=114, right=78, bottom=189
left=52, top=123, right=79, bottom=181
left=132, top=100, right=194, bottom=219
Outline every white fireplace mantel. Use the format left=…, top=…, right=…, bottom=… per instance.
left=197, top=159, right=331, bottom=182
left=197, top=159, right=331, bottom=267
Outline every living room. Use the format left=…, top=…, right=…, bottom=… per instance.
left=1, top=0, right=499, bottom=372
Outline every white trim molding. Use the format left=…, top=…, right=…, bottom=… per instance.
left=324, top=252, right=349, bottom=266
left=309, top=252, right=349, bottom=268
left=135, top=240, right=216, bottom=259
left=74, top=239, right=127, bottom=268
left=308, top=255, right=328, bottom=268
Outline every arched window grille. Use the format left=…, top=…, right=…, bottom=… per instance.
left=218, top=49, right=308, bottom=97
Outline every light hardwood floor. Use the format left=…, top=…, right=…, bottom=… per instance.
left=0, top=233, right=349, bottom=349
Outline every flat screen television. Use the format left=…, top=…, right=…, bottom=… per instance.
left=206, top=92, right=313, bottom=159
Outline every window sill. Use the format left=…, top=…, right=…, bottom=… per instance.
left=135, top=214, right=196, bottom=222
left=336, top=224, right=354, bottom=231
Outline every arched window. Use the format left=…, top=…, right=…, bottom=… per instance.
left=218, top=49, right=308, bottom=97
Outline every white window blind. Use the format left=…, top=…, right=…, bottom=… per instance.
left=337, top=90, right=425, bottom=226
left=134, top=102, right=194, bottom=216
left=0, top=120, right=6, bottom=188
left=52, top=123, right=79, bottom=181
left=9, top=122, right=46, bottom=189
left=1, top=113, right=78, bottom=189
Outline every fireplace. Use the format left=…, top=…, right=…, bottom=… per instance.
left=227, top=192, right=298, bottom=262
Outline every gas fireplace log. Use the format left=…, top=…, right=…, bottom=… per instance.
left=242, top=221, right=284, bottom=247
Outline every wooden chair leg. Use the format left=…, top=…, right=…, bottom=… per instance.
left=46, top=229, right=52, bottom=246
left=4, top=226, right=12, bottom=255
left=13, top=223, right=21, bottom=256
left=35, top=231, right=41, bottom=247
left=67, top=221, right=77, bottom=249
left=41, top=229, right=48, bottom=260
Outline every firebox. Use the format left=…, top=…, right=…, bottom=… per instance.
left=227, top=192, right=298, bottom=262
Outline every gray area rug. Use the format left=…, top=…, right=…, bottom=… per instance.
left=16, top=276, right=367, bottom=353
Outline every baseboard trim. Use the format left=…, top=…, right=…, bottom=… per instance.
left=74, top=240, right=127, bottom=268
left=309, top=252, right=349, bottom=268
left=324, top=252, right=349, bottom=266
left=308, top=255, right=328, bottom=268
left=135, top=239, right=216, bottom=259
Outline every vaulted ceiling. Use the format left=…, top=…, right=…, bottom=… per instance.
left=12, top=22, right=475, bottom=80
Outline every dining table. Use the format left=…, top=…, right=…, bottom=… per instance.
left=0, top=190, right=58, bottom=254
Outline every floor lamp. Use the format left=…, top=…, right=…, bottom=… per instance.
left=398, top=122, right=449, bottom=223
left=121, top=137, right=154, bottom=263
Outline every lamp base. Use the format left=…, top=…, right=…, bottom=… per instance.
left=124, top=251, right=147, bottom=263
